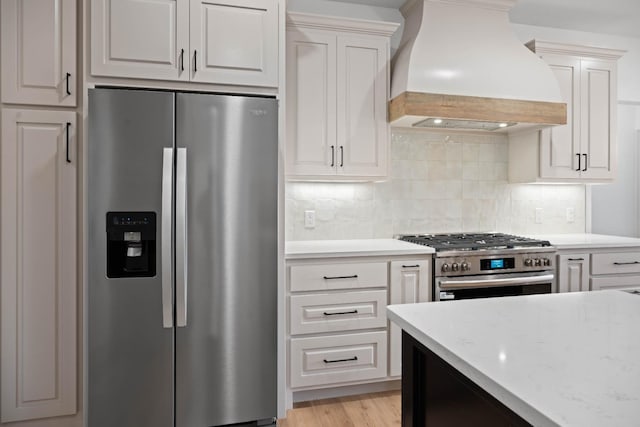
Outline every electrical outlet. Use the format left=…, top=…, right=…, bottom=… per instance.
left=566, top=207, right=575, bottom=223
left=304, top=210, right=316, bottom=228
left=535, top=208, right=543, bottom=224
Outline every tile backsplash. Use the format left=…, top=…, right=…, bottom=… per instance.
left=285, top=130, right=586, bottom=240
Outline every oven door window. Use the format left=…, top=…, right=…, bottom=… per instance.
left=439, top=283, right=551, bottom=301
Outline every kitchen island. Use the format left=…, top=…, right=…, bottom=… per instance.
left=387, top=291, right=640, bottom=426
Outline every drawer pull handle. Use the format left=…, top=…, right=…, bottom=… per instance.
left=402, top=264, right=420, bottom=268
left=65, top=72, right=71, bottom=96
left=613, top=261, right=640, bottom=265
left=323, top=310, right=358, bottom=316
left=323, top=275, right=358, bottom=280
left=323, top=356, right=358, bottom=364
left=568, top=258, right=584, bottom=261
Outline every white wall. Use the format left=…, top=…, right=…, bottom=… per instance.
left=591, top=104, right=640, bottom=237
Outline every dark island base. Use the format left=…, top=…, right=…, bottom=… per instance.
left=402, top=331, right=532, bottom=427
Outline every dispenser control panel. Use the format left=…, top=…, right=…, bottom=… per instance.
left=106, top=212, right=156, bottom=278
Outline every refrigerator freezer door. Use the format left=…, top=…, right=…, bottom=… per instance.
left=88, top=88, right=175, bottom=427
left=175, top=93, right=278, bottom=426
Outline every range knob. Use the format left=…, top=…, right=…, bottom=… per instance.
left=451, top=262, right=460, bottom=272
left=543, top=258, right=551, bottom=266
left=524, top=258, right=533, bottom=267
left=534, top=258, right=542, bottom=267
left=461, top=262, right=470, bottom=271
left=441, top=263, right=450, bottom=273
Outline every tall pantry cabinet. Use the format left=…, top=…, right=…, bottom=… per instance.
left=0, top=0, right=78, bottom=424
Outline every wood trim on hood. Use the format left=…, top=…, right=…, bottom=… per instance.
left=389, top=92, right=567, bottom=128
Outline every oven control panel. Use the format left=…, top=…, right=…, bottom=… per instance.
left=436, top=250, right=555, bottom=277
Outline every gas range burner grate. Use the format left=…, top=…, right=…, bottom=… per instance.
left=399, top=233, right=551, bottom=252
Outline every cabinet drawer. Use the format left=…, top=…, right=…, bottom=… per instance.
left=290, top=262, right=388, bottom=292
left=290, top=331, right=387, bottom=388
left=591, top=252, right=640, bottom=275
left=591, top=275, right=640, bottom=291
left=290, top=290, right=387, bottom=335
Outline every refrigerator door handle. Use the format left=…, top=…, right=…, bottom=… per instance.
left=161, top=148, right=174, bottom=328
left=176, top=148, right=188, bottom=327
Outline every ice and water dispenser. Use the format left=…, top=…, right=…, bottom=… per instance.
left=106, top=212, right=156, bottom=277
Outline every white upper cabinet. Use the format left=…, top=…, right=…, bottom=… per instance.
left=286, top=13, right=398, bottom=180
left=1, top=0, right=77, bottom=107
left=190, top=0, right=278, bottom=87
left=286, top=29, right=337, bottom=176
left=92, top=0, right=189, bottom=81
left=509, top=41, right=624, bottom=183
left=91, top=0, right=279, bottom=87
left=336, top=35, right=389, bottom=177
left=1, top=109, right=77, bottom=422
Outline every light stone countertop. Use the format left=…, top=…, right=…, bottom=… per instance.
left=285, top=239, right=435, bottom=259
left=531, top=233, right=640, bottom=250
left=387, top=291, right=640, bottom=427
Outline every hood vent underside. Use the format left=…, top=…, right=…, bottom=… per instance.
left=413, top=117, right=516, bottom=131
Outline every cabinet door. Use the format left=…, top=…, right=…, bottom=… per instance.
left=389, top=260, right=430, bottom=377
left=285, top=29, right=337, bottom=176
left=580, top=60, right=616, bottom=179
left=190, top=0, right=278, bottom=87
left=1, top=0, right=76, bottom=106
left=336, top=36, right=388, bottom=177
left=1, top=109, right=77, bottom=422
left=557, top=254, right=589, bottom=292
left=591, top=275, right=640, bottom=291
left=539, top=55, right=581, bottom=179
left=91, top=0, right=189, bottom=81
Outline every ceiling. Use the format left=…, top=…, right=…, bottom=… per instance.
left=330, top=0, right=640, bottom=38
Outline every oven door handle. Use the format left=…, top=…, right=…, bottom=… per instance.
left=439, top=274, right=554, bottom=290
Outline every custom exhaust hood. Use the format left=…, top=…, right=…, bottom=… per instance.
left=389, top=0, right=567, bottom=132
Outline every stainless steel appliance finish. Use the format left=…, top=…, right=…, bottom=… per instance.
left=88, top=88, right=278, bottom=427
left=398, top=233, right=556, bottom=302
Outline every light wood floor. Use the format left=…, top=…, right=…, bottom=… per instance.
left=278, top=391, right=401, bottom=427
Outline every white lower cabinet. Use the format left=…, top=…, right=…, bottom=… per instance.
left=1, top=109, right=77, bottom=422
left=290, top=331, right=387, bottom=388
left=389, top=260, right=430, bottom=377
left=557, top=254, right=590, bottom=292
left=557, top=248, right=640, bottom=294
left=591, top=275, right=640, bottom=291
left=591, top=252, right=640, bottom=275
left=290, top=290, right=387, bottom=335
left=590, top=251, right=640, bottom=291
left=286, top=254, right=432, bottom=397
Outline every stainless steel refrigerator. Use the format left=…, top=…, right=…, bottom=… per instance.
left=88, top=88, right=278, bottom=427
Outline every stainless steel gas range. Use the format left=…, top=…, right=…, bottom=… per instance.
left=398, top=233, right=556, bottom=301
